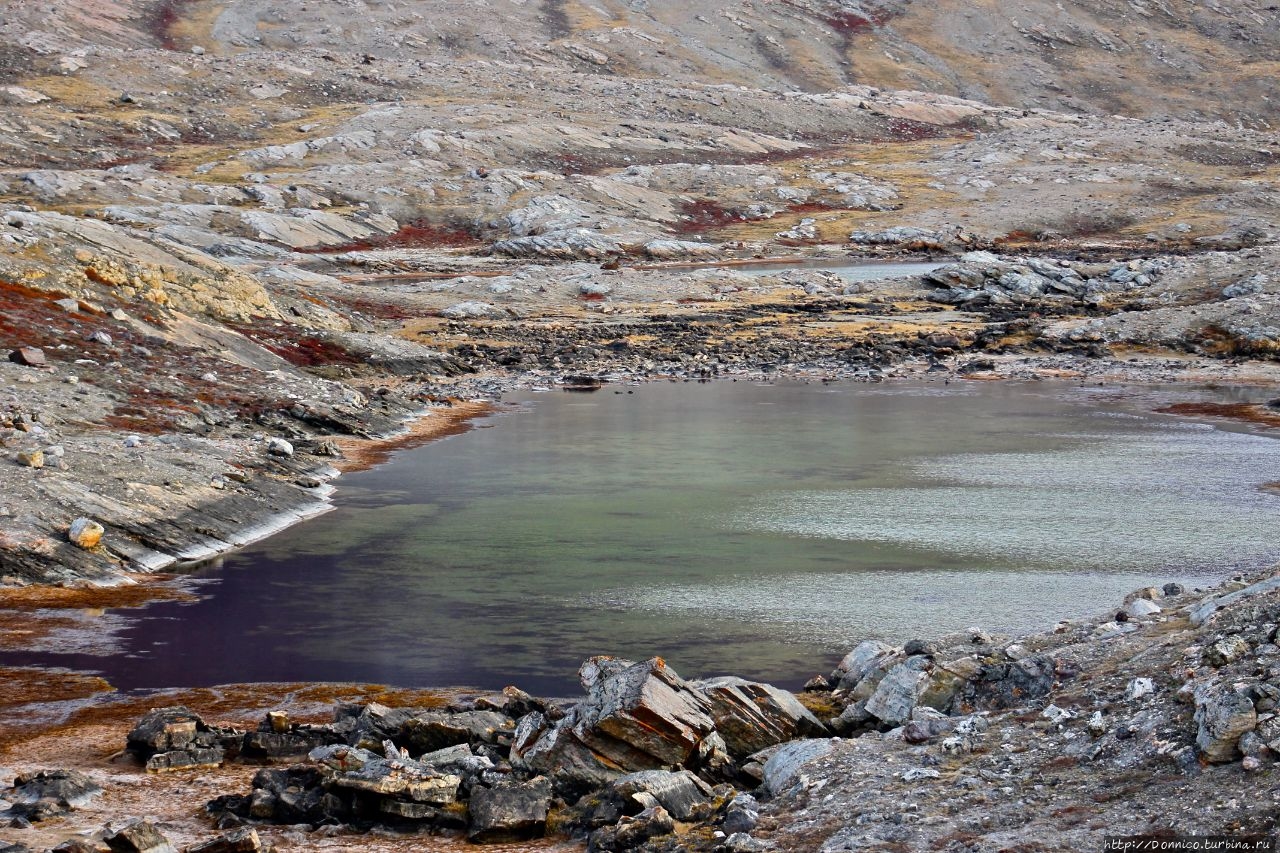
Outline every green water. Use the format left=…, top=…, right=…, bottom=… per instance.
left=48, top=380, right=1280, bottom=695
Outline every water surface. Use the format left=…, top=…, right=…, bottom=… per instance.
left=13, top=381, right=1280, bottom=696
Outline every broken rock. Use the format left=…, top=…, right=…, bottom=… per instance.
left=467, top=776, right=553, bottom=842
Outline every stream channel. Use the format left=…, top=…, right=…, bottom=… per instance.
left=13, top=380, right=1280, bottom=697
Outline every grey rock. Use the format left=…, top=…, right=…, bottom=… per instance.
left=722, top=792, right=760, bottom=834
left=184, top=828, right=263, bottom=853
left=1203, top=636, right=1251, bottom=666
left=610, top=769, right=710, bottom=821
left=864, top=656, right=932, bottom=725
left=1195, top=686, right=1257, bottom=763
left=104, top=820, right=177, bottom=853
left=441, top=301, right=500, bottom=319
left=693, top=676, right=828, bottom=757
left=2, top=769, right=102, bottom=821
left=587, top=805, right=675, bottom=852
left=831, top=640, right=896, bottom=690
left=266, top=437, right=293, bottom=457
left=762, top=738, right=834, bottom=796
left=468, top=776, right=553, bottom=842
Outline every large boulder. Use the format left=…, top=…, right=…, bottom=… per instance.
left=2, top=769, right=102, bottom=821
left=609, top=770, right=712, bottom=821
left=1195, top=685, right=1257, bottom=763
left=126, top=707, right=235, bottom=772
left=863, top=656, right=932, bottom=726
left=693, top=677, right=828, bottom=757
left=467, top=776, right=553, bottom=842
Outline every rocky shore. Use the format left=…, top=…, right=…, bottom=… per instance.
left=3, top=0, right=1280, bottom=849
left=5, top=568, right=1280, bottom=851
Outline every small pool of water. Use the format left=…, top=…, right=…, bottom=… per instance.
left=714, top=258, right=944, bottom=281
left=9, top=381, right=1279, bottom=696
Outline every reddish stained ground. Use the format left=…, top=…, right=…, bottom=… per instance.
left=296, top=220, right=479, bottom=254
left=1155, top=401, right=1280, bottom=428
left=677, top=198, right=749, bottom=233
left=229, top=320, right=364, bottom=368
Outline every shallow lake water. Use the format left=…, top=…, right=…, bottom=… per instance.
left=18, top=381, right=1280, bottom=696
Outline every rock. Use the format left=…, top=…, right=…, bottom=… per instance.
left=467, top=776, right=553, bottom=842
left=579, top=282, right=612, bottom=297
left=903, top=639, right=939, bottom=657
left=831, top=640, right=896, bottom=689
left=864, top=656, right=932, bottom=725
left=722, top=792, right=760, bottom=834
left=266, top=438, right=293, bottom=457
left=1163, top=582, right=1187, bottom=596
left=776, top=217, right=818, bottom=241
left=902, top=767, right=942, bottom=782
left=126, top=706, right=229, bottom=772
left=1125, top=599, right=1162, bottom=619
left=441, top=301, right=500, bottom=319
left=587, top=805, right=675, bottom=852
left=104, top=820, right=177, bottom=853
left=693, top=676, right=827, bottom=757
left=516, top=658, right=716, bottom=785
left=1127, top=678, right=1156, bottom=701
left=68, top=518, right=105, bottom=549
left=400, top=710, right=514, bottom=753
left=87, top=331, right=113, bottom=346
left=16, top=449, right=44, bottom=469
left=762, top=739, right=833, bottom=796
left=8, top=347, right=46, bottom=367
left=328, top=757, right=462, bottom=805
left=1203, top=636, right=1251, bottom=666
left=2, top=769, right=102, bottom=821
left=1195, top=686, right=1257, bottom=763
left=609, top=770, right=710, bottom=821
left=184, top=828, right=263, bottom=853
left=802, top=675, right=830, bottom=692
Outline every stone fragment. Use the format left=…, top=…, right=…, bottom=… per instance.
left=587, top=805, right=675, bottom=853
left=610, top=770, right=710, bottom=821
left=127, top=706, right=229, bottom=771
left=864, top=656, right=932, bottom=725
left=1195, top=686, right=1257, bottom=763
left=266, top=438, right=293, bottom=457
left=401, top=710, right=514, bottom=753
left=1126, top=599, right=1162, bottom=619
left=762, top=739, right=834, bottom=796
left=467, top=776, right=552, bottom=842
left=9, top=347, right=46, bottom=367
left=831, top=640, right=896, bottom=689
left=1203, top=636, right=1250, bottom=667
left=184, top=828, right=263, bottom=853
left=68, top=518, right=105, bottom=549
left=103, top=820, right=177, bottom=853
left=693, top=676, right=827, bottom=757
left=3, top=769, right=102, bottom=821
left=1127, top=678, right=1156, bottom=701
left=722, top=792, right=760, bottom=834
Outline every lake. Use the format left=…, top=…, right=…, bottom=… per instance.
left=15, top=380, right=1280, bottom=697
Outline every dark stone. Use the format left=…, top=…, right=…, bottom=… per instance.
left=51, top=840, right=109, bottom=853
left=184, top=828, right=263, bottom=853
left=3, top=769, right=102, bottom=821
left=467, top=776, right=553, bottom=842
left=965, top=654, right=1061, bottom=710
left=400, top=710, right=515, bottom=753
left=609, top=770, right=710, bottom=821
left=587, top=805, right=676, bottom=852
left=127, top=707, right=232, bottom=771
left=903, top=639, right=939, bottom=657
left=693, top=676, right=828, bottom=758
left=104, top=819, right=177, bottom=853
left=8, top=347, right=45, bottom=367
left=1163, top=582, right=1187, bottom=596
left=0, top=843, right=34, bottom=853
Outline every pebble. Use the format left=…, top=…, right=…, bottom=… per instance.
left=267, top=437, right=294, bottom=457
left=123, top=435, right=143, bottom=448
left=68, top=517, right=105, bottom=549
left=16, top=449, right=44, bottom=469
